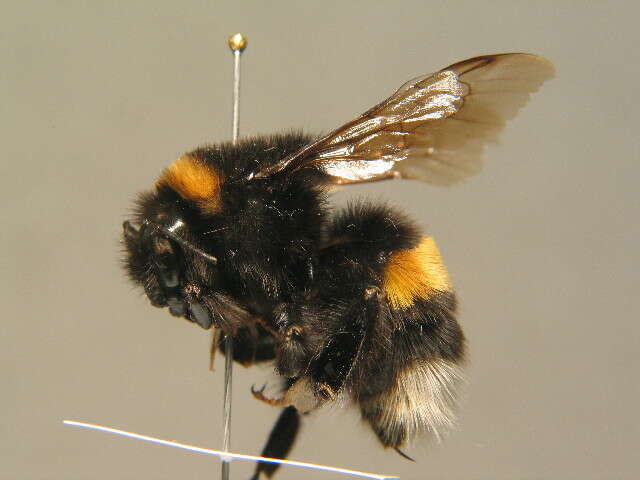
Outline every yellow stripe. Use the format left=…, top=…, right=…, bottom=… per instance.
left=383, top=237, right=451, bottom=309
left=156, top=155, right=221, bottom=214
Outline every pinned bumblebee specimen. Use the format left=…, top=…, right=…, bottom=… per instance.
left=122, top=53, right=554, bottom=478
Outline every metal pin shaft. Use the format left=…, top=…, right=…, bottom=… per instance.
left=231, top=53, right=241, bottom=144
left=221, top=32, right=247, bottom=480
left=221, top=335, right=233, bottom=480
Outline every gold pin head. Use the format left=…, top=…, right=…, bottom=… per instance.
left=228, top=33, right=247, bottom=52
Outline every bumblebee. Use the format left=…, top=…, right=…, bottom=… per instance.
left=122, top=53, right=553, bottom=479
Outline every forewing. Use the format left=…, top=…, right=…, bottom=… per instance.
left=261, top=53, right=554, bottom=185
left=395, top=54, right=555, bottom=184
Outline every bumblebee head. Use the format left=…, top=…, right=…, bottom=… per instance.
left=122, top=186, right=221, bottom=328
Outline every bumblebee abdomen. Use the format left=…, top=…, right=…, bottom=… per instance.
left=321, top=204, right=466, bottom=447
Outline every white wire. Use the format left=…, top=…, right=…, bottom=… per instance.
left=63, top=420, right=398, bottom=480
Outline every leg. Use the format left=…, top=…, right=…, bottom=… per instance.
left=249, top=406, right=300, bottom=480
left=307, top=286, right=387, bottom=399
left=213, top=322, right=277, bottom=368
left=254, top=286, right=386, bottom=411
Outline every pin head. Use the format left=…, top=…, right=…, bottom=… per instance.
left=228, top=33, right=247, bottom=52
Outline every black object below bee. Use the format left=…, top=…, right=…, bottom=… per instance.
left=122, top=53, right=553, bottom=479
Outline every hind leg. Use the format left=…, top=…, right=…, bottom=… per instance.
left=253, top=284, right=387, bottom=413
left=250, top=406, right=300, bottom=480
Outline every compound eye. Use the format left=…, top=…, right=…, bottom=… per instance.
left=152, top=237, right=181, bottom=288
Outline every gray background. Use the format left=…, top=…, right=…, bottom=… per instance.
left=2, top=1, right=638, bottom=479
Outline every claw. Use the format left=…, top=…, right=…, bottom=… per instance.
left=251, top=384, right=287, bottom=406
left=251, top=383, right=267, bottom=394
left=251, top=378, right=331, bottom=413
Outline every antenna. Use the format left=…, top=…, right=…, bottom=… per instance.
left=221, top=31, right=247, bottom=480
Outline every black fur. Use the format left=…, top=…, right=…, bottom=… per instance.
left=124, top=133, right=325, bottom=324
left=122, top=132, right=465, bottom=474
left=273, top=205, right=465, bottom=448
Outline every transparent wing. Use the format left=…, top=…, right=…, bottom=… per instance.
left=258, top=53, right=554, bottom=185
